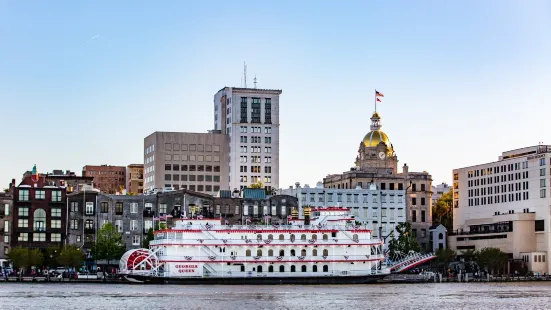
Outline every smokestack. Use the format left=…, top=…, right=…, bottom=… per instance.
left=303, top=206, right=312, bottom=226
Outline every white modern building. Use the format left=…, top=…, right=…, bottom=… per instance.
left=213, top=87, right=282, bottom=192
left=451, top=145, right=551, bottom=273
left=280, top=182, right=407, bottom=241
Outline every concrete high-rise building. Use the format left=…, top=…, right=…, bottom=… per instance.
left=450, top=145, right=551, bottom=273
left=213, top=87, right=282, bottom=192
left=143, top=131, right=229, bottom=195
left=432, top=182, right=451, bottom=204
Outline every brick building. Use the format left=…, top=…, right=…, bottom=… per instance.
left=126, top=164, right=144, bottom=194
left=43, top=169, right=94, bottom=193
left=11, top=174, right=68, bottom=250
left=82, top=165, right=126, bottom=194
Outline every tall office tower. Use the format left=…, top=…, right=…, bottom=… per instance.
left=214, top=87, right=282, bottom=192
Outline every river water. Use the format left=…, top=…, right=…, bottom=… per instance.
left=1, top=282, right=550, bottom=310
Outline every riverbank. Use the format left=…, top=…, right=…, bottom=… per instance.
left=0, top=276, right=123, bottom=283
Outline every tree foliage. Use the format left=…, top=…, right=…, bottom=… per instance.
left=249, top=181, right=264, bottom=189
left=142, top=228, right=154, bottom=248
left=475, top=247, right=508, bottom=274
left=57, top=245, right=85, bottom=270
left=432, top=189, right=453, bottom=230
left=388, top=222, right=421, bottom=257
left=92, top=223, right=126, bottom=264
left=7, top=247, right=44, bottom=272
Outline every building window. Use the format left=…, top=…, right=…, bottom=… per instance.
left=71, top=219, right=79, bottom=230
left=130, top=220, right=138, bottom=231
left=115, top=202, right=123, bottom=214
left=251, top=98, right=261, bottom=123
left=159, top=204, right=167, bottom=215
left=130, top=203, right=138, bottom=214
left=132, top=235, right=140, bottom=245
left=86, top=220, right=94, bottom=230
left=33, top=233, right=46, bottom=242
left=35, top=190, right=45, bottom=200
left=421, top=210, right=426, bottom=222
left=51, top=220, right=61, bottom=229
left=86, top=202, right=94, bottom=215
left=51, top=190, right=62, bottom=202
left=51, top=233, right=62, bottom=242
left=411, top=210, right=417, bottom=222
left=18, top=190, right=29, bottom=201
left=100, top=202, right=108, bottom=213
left=18, top=233, right=28, bottom=242
left=33, top=209, right=46, bottom=232
left=18, top=219, right=28, bottom=228
left=51, top=208, right=62, bottom=217
left=76, top=235, right=81, bottom=243
left=71, top=202, right=78, bottom=212
left=18, top=207, right=29, bottom=217
left=541, top=189, right=546, bottom=198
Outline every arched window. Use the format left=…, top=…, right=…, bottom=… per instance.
left=246, top=249, right=251, bottom=257
left=279, top=234, right=284, bottom=241
left=279, top=265, right=285, bottom=272
left=313, top=265, right=318, bottom=272
left=279, top=249, right=284, bottom=256
left=439, top=233, right=444, bottom=240
left=322, top=234, right=328, bottom=241
left=301, top=249, right=307, bottom=256
left=219, top=248, right=222, bottom=253
left=257, top=265, right=263, bottom=273
left=312, top=234, right=317, bottom=240
left=323, top=249, right=328, bottom=256
left=301, top=265, right=307, bottom=272
left=268, top=234, right=273, bottom=240
left=353, top=234, right=359, bottom=242
left=33, top=208, right=46, bottom=231
left=301, top=234, right=307, bottom=241
left=268, top=249, right=274, bottom=256
left=257, top=249, right=263, bottom=256
left=257, top=234, right=262, bottom=240
left=323, top=265, right=328, bottom=272
left=291, top=265, right=296, bottom=272
left=290, top=249, right=296, bottom=256
left=312, top=249, right=318, bottom=256
left=290, top=234, right=295, bottom=242
left=269, top=265, right=274, bottom=272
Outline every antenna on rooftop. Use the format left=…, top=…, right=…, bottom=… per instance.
left=254, top=75, right=257, bottom=89
left=244, top=62, right=247, bottom=88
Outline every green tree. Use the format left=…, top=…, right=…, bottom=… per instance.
left=434, top=248, right=456, bottom=274
left=476, top=247, right=508, bottom=274
left=92, top=223, right=126, bottom=266
left=388, top=222, right=421, bottom=257
left=57, top=245, right=85, bottom=272
left=45, top=247, right=61, bottom=268
left=28, top=249, right=44, bottom=269
left=7, top=247, right=43, bottom=279
left=142, top=228, right=154, bottom=248
left=432, top=189, right=453, bottom=230
left=249, top=181, right=264, bottom=189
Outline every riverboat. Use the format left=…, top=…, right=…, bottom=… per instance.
left=119, top=206, right=391, bottom=284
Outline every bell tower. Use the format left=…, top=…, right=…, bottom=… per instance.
left=355, top=112, right=398, bottom=173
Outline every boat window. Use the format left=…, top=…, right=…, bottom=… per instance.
left=240, top=265, right=245, bottom=272
left=301, top=249, right=306, bottom=256
left=301, top=234, right=306, bottom=241
left=301, top=265, right=307, bottom=272
left=268, top=234, right=273, bottom=240
left=257, top=249, right=262, bottom=256
left=353, top=234, right=359, bottom=242
left=323, top=249, right=328, bottom=256
left=322, top=234, right=328, bottom=240
left=312, top=234, right=317, bottom=240
left=313, top=265, right=318, bottom=272
left=279, top=249, right=284, bottom=256
left=279, top=234, right=284, bottom=241
left=257, top=265, right=263, bottom=273
left=290, top=234, right=295, bottom=242
left=331, top=232, right=337, bottom=238
left=323, top=265, right=328, bottom=272
left=312, top=249, right=318, bottom=256
left=279, top=265, right=285, bottom=272
left=269, top=265, right=274, bottom=272
left=290, top=249, right=296, bottom=256
left=257, top=234, right=262, bottom=240
left=268, top=249, right=274, bottom=256
left=246, top=249, right=251, bottom=256
left=291, top=265, right=296, bottom=272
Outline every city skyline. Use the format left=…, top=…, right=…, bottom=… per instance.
left=1, top=1, right=550, bottom=190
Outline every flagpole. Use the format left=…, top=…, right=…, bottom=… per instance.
left=374, top=89, right=377, bottom=112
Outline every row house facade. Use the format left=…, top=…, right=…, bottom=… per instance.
left=0, top=191, right=13, bottom=258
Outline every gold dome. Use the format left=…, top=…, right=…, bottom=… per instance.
left=372, top=112, right=381, bottom=118
left=363, top=130, right=391, bottom=148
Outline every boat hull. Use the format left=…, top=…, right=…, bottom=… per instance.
left=122, top=274, right=388, bottom=285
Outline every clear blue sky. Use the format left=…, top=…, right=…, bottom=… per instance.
left=0, top=1, right=550, bottom=189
